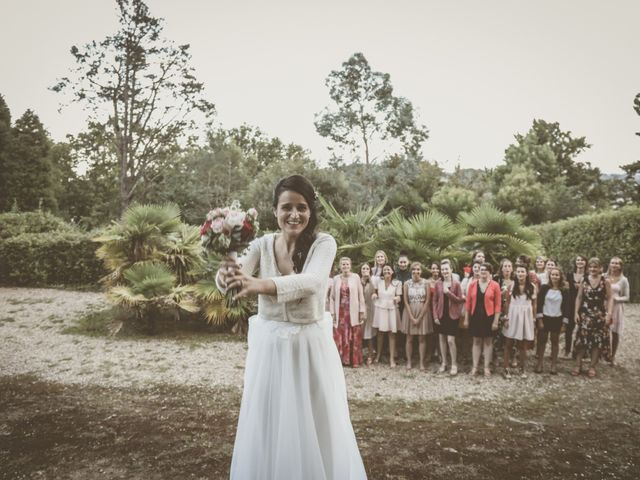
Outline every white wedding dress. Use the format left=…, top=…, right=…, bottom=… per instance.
left=222, top=233, right=367, bottom=480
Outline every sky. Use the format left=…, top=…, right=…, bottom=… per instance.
left=1, top=0, right=639, bottom=174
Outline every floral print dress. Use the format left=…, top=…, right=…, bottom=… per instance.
left=333, top=279, right=363, bottom=366
left=574, top=276, right=610, bottom=358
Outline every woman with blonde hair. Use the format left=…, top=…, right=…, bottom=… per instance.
left=372, top=264, right=402, bottom=367
left=360, top=262, right=377, bottom=365
left=402, top=262, right=432, bottom=370
left=606, top=256, right=630, bottom=366
left=330, top=257, right=366, bottom=367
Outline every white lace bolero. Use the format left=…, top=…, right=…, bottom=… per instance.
left=218, top=232, right=337, bottom=324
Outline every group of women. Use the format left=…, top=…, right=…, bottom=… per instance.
left=327, top=250, right=630, bottom=379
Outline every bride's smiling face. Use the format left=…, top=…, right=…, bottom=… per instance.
left=274, top=190, right=310, bottom=236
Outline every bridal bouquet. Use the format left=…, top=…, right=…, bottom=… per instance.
left=200, top=201, right=259, bottom=259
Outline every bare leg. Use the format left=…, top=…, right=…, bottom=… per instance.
left=472, top=337, right=482, bottom=372
left=519, top=342, right=528, bottom=374
left=438, top=334, right=448, bottom=371
left=611, top=332, right=619, bottom=364
left=447, top=335, right=458, bottom=373
left=406, top=334, right=413, bottom=369
left=503, top=338, right=514, bottom=370
left=483, top=337, right=493, bottom=373
left=376, top=333, right=384, bottom=363
left=590, top=346, right=600, bottom=369
left=368, top=337, right=376, bottom=364
left=419, top=335, right=427, bottom=370
left=573, top=346, right=584, bottom=375
left=389, top=332, right=397, bottom=367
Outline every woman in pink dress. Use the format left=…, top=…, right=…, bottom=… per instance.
left=330, top=257, right=366, bottom=367
left=605, top=256, right=629, bottom=366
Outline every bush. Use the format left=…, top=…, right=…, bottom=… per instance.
left=0, top=211, right=76, bottom=239
left=0, top=212, right=105, bottom=287
left=534, top=206, right=640, bottom=301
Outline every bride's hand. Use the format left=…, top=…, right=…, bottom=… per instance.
left=219, top=255, right=241, bottom=287
left=227, top=270, right=261, bottom=300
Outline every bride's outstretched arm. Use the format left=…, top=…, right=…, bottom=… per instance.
left=272, top=235, right=337, bottom=303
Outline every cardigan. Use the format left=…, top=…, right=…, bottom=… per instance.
left=432, top=278, right=465, bottom=320
left=329, top=273, right=366, bottom=327
left=465, top=279, right=502, bottom=317
left=217, top=232, right=337, bottom=324
left=536, top=284, right=571, bottom=321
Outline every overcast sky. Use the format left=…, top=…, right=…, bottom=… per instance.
left=1, top=0, right=638, bottom=173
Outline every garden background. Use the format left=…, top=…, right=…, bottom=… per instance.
left=1, top=1, right=639, bottom=478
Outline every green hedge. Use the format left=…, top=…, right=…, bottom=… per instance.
left=0, top=212, right=106, bottom=287
left=0, top=211, right=77, bottom=239
left=534, top=206, right=639, bottom=301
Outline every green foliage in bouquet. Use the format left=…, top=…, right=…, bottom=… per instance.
left=193, top=277, right=256, bottom=335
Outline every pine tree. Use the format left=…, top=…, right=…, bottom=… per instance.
left=3, top=110, right=58, bottom=212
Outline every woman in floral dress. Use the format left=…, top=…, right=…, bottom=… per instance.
left=330, top=257, right=366, bottom=367
left=572, top=257, right=613, bottom=378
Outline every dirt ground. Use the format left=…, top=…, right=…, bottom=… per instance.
left=1, top=289, right=640, bottom=479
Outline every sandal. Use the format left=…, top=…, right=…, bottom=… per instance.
left=570, top=366, right=581, bottom=376
left=587, top=367, right=596, bottom=378
left=550, top=368, right=558, bottom=375
left=484, top=369, right=492, bottom=378
left=534, top=366, right=543, bottom=374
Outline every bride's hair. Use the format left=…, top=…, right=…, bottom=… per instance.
left=273, top=175, right=319, bottom=273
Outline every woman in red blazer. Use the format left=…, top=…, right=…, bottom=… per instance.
left=463, top=262, right=501, bottom=377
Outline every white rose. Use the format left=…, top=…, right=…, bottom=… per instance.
left=225, top=212, right=245, bottom=230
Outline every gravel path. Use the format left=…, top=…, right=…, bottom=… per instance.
left=2, top=287, right=638, bottom=402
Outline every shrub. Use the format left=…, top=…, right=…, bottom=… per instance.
left=534, top=206, right=640, bottom=301
left=0, top=230, right=105, bottom=286
left=0, top=211, right=76, bottom=239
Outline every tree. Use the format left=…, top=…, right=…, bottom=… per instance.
left=431, top=185, right=477, bottom=221
left=0, top=94, right=11, bottom=210
left=314, top=52, right=428, bottom=165
left=619, top=93, right=640, bottom=203
left=52, top=0, right=215, bottom=212
left=491, top=119, right=605, bottom=222
left=2, top=110, right=58, bottom=212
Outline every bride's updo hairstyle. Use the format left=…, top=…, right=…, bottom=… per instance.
left=273, top=175, right=319, bottom=273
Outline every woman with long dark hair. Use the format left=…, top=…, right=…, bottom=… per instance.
left=535, top=266, right=570, bottom=374
left=502, top=264, right=537, bottom=378
left=573, top=257, right=613, bottom=378
left=463, top=262, right=502, bottom=377
left=219, top=175, right=366, bottom=479
left=564, top=255, right=587, bottom=358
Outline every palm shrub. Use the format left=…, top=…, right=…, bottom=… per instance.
left=94, top=203, right=203, bottom=332
left=457, top=203, right=541, bottom=265
left=366, top=209, right=466, bottom=267
left=319, top=196, right=390, bottom=266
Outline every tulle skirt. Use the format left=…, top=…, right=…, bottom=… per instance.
left=229, top=314, right=367, bottom=480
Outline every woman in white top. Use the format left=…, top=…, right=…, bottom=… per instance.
left=220, top=175, right=366, bottom=480
left=535, top=266, right=570, bottom=374
left=372, top=264, right=402, bottom=367
left=606, top=256, right=630, bottom=366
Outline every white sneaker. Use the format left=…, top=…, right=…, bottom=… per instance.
left=438, top=364, right=447, bottom=373
left=450, top=365, right=458, bottom=376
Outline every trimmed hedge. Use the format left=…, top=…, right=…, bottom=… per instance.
left=0, top=211, right=76, bottom=239
left=0, top=212, right=106, bottom=287
left=534, top=206, right=640, bottom=301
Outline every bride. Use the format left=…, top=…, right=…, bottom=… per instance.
left=218, top=175, right=367, bottom=479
